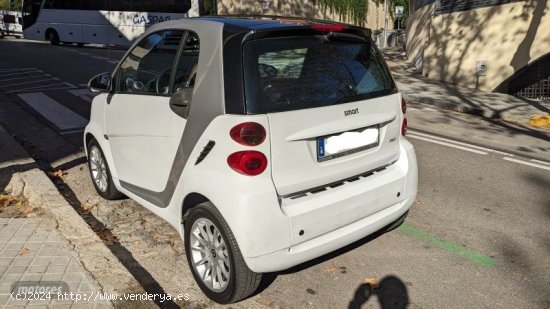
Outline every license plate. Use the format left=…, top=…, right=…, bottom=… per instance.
left=317, top=126, right=379, bottom=162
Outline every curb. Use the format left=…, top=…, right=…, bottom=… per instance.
left=530, top=114, right=550, bottom=127
left=403, top=94, right=486, bottom=118
left=403, top=94, right=550, bottom=134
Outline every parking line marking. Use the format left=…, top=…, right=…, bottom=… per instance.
left=60, top=129, right=85, bottom=135
left=0, top=70, right=42, bottom=77
left=408, top=130, right=513, bottom=156
left=398, top=224, right=495, bottom=267
left=503, top=157, right=550, bottom=171
left=17, top=92, right=88, bottom=130
left=69, top=89, right=95, bottom=103
left=0, top=68, right=37, bottom=73
left=0, top=73, right=46, bottom=82
left=6, top=83, right=74, bottom=93
left=0, top=78, right=54, bottom=88
left=407, top=134, right=488, bottom=155
left=8, top=86, right=78, bottom=93
left=530, top=159, right=550, bottom=166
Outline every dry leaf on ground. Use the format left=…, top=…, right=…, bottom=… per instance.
left=364, top=277, right=380, bottom=288
left=48, top=169, right=68, bottom=181
left=323, top=263, right=338, bottom=273
left=78, top=203, right=94, bottom=214
left=18, top=248, right=31, bottom=256
left=0, top=195, right=15, bottom=208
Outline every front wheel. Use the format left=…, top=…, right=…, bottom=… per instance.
left=184, top=203, right=262, bottom=304
left=47, top=30, right=60, bottom=45
left=87, top=139, right=123, bottom=200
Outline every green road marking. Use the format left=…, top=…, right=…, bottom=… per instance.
left=397, top=223, right=495, bottom=267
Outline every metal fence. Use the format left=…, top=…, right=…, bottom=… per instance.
left=372, top=30, right=406, bottom=49
left=515, top=76, right=550, bottom=101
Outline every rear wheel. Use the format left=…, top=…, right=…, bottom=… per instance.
left=47, top=29, right=59, bottom=45
left=184, top=202, right=262, bottom=304
left=87, top=138, right=123, bottom=200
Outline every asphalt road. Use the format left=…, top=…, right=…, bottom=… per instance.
left=0, top=38, right=549, bottom=309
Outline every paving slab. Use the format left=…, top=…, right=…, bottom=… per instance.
left=0, top=218, right=112, bottom=308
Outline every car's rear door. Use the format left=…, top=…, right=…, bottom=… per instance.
left=243, top=34, right=403, bottom=196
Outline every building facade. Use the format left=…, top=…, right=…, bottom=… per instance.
left=216, top=0, right=389, bottom=30
left=406, top=0, right=550, bottom=98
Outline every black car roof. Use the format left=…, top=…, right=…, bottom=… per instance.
left=193, top=15, right=365, bottom=35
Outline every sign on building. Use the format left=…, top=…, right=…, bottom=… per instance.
left=396, top=6, right=404, bottom=18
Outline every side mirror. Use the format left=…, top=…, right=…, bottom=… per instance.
left=169, top=88, right=193, bottom=118
left=88, top=72, right=111, bottom=93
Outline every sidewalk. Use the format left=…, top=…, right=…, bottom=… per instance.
left=383, top=48, right=550, bottom=131
left=0, top=124, right=152, bottom=308
left=0, top=218, right=113, bottom=308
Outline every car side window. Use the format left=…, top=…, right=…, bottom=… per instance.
left=173, top=32, right=200, bottom=92
left=117, top=30, right=184, bottom=95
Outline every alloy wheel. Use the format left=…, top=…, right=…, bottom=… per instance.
left=189, top=218, right=231, bottom=292
left=89, top=146, right=108, bottom=192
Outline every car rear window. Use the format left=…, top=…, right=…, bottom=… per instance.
left=243, top=35, right=396, bottom=113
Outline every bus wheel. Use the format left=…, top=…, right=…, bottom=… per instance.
left=77, top=43, right=84, bottom=47
left=46, top=29, right=60, bottom=45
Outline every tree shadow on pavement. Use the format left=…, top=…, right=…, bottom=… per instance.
left=384, top=43, right=550, bottom=145
left=348, top=275, right=410, bottom=309
left=0, top=162, right=37, bottom=191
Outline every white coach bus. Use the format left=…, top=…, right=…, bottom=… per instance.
left=21, top=0, right=207, bottom=46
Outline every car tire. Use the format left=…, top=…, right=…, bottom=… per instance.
left=87, top=138, right=123, bottom=200
left=47, top=29, right=60, bottom=45
left=184, top=202, right=262, bottom=304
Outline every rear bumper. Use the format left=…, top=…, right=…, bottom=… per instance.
left=243, top=139, right=417, bottom=273
left=245, top=194, right=415, bottom=273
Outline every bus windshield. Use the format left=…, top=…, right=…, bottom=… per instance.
left=22, top=0, right=42, bottom=30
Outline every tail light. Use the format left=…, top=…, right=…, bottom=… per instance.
left=401, top=97, right=407, bottom=114
left=227, top=151, right=268, bottom=176
left=401, top=118, right=408, bottom=136
left=311, top=24, right=347, bottom=32
left=230, top=122, right=266, bottom=146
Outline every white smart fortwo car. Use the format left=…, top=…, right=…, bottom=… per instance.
left=85, top=16, right=418, bottom=304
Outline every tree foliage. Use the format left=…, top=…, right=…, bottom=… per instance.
left=0, top=0, right=22, bottom=11
left=319, top=0, right=409, bottom=28
left=319, top=0, right=371, bottom=26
